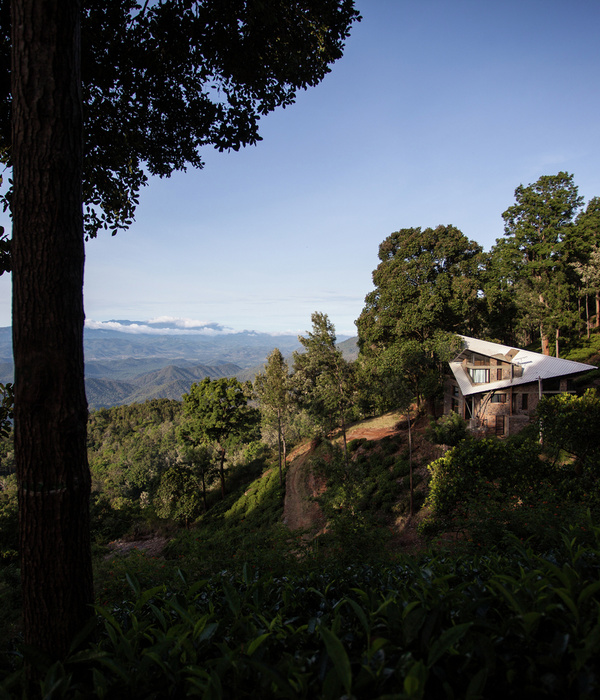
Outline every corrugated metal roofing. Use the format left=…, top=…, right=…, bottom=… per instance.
left=450, top=335, right=596, bottom=397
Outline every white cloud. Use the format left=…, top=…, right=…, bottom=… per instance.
left=84, top=318, right=235, bottom=335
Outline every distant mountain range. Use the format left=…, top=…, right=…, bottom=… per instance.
left=0, top=323, right=358, bottom=409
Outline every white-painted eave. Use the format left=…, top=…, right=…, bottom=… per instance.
left=450, top=335, right=596, bottom=397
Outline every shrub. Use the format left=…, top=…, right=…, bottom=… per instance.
left=425, top=412, right=468, bottom=447
left=4, top=527, right=600, bottom=699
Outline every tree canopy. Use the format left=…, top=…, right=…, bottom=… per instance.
left=356, top=225, right=483, bottom=352
left=181, top=377, right=259, bottom=497
left=498, top=172, right=584, bottom=354
left=293, top=312, right=355, bottom=460
left=356, top=225, right=481, bottom=413
left=254, top=348, right=292, bottom=486
left=0, top=0, right=360, bottom=240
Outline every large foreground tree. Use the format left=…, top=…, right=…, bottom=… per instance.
left=6, top=0, right=359, bottom=661
left=11, top=0, right=93, bottom=658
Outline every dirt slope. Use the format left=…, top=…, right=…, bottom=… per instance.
left=282, top=412, right=437, bottom=552
left=282, top=413, right=404, bottom=533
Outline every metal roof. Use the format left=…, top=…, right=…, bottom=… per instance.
left=450, top=335, right=596, bottom=397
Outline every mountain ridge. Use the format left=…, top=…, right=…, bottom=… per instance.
left=0, top=324, right=358, bottom=409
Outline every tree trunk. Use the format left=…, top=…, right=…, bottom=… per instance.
left=540, top=324, right=550, bottom=355
left=555, top=328, right=560, bottom=359
left=407, top=411, right=413, bottom=516
left=218, top=447, right=226, bottom=498
left=583, top=294, right=590, bottom=338
left=11, top=0, right=93, bottom=660
left=277, top=410, right=283, bottom=487
left=339, top=407, right=349, bottom=467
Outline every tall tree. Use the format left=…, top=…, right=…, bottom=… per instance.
left=254, top=348, right=291, bottom=487
left=501, top=172, right=584, bottom=355
left=5, top=0, right=359, bottom=660
left=570, top=197, right=600, bottom=330
left=356, top=225, right=481, bottom=414
left=11, top=0, right=94, bottom=658
left=180, top=378, right=259, bottom=498
left=292, top=312, right=355, bottom=462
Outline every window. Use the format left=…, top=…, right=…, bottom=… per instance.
left=521, top=393, right=528, bottom=410
left=491, top=393, right=506, bottom=403
left=496, top=368, right=503, bottom=381
left=543, top=377, right=561, bottom=392
left=469, top=368, right=490, bottom=383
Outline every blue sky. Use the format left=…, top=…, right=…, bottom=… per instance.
left=1, top=0, right=599, bottom=337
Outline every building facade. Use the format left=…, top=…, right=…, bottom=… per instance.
left=444, top=336, right=596, bottom=437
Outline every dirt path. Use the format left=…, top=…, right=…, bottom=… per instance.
left=282, top=413, right=406, bottom=535
left=282, top=441, right=327, bottom=534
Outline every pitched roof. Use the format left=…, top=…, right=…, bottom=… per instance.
left=450, top=335, right=596, bottom=397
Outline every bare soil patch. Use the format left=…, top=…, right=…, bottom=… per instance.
left=105, top=535, right=169, bottom=559
left=283, top=440, right=327, bottom=535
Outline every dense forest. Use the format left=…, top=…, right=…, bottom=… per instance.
left=1, top=171, right=600, bottom=697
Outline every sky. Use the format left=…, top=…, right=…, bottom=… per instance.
left=1, top=0, right=599, bottom=337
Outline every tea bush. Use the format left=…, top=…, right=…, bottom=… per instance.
left=3, top=522, right=600, bottom=699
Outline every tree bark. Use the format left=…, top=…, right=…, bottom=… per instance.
left=11, top=0, right=93, bottom=659
left=540, top=324, right=550, bottom=356
left=218, top=446, right=226, bottom=498
left=277, top=410, right=283, bottom=487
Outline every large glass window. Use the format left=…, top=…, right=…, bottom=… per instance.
left=469, top=368, right=490, bottom=383
left=491, top=393, right=506, bottom=403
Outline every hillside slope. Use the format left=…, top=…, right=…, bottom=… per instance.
left=85, top=361, right=243, bottom=408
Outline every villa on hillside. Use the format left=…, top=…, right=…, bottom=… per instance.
left=444, top=336, right=596, bottom=437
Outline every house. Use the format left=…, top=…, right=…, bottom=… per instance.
left=445, top=336, right=596, bottom=437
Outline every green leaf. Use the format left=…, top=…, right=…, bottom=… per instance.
left=427, top=622, right=472, bottom=667
left=320, top=625, right=352, bottom=696
left=246, top=632, right=270, bottom=656
left=465, top=667, right=488, bottom=699
left=403, top=660, right=427, bottom=698
left=346, top=598, right=370, bottom=637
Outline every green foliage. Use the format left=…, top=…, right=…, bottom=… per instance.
left=496, top=172, right=584, bottom=349
left=422, top=428, right=600, bottom=549
left=180, top=377, right=260, bottom=498
left=0, top=383, right=12, bottom=439
left=0, top=474, right=17, bottom=561
left=154, top=465, right=204, bottom=525
left=537, top=389, right=600, bottom=475
left=356, top=225, right=483, bottom=412
left=181, top=377, right=259, bottom=449
left=292, top=313, right=358, bottom=438
left=310, top=440, right=404, bottom=559
left=357, top=225, right=484, bottom=349
left=0, top=1, right=361, bottom=239
left=425, top=412, right=468, bottom=447
left=88, top=399, right=184, bottom=515
left=5, top=527, right=600, bottom=699
left=254, top=348, right=293, bottom=484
